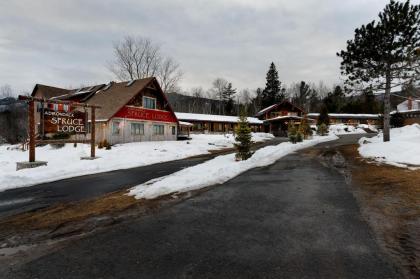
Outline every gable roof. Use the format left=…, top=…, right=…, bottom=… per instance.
left=31, top=84, right=70, bottom=99
left=31, top=77, right=178, bottom=122
left=256, top=100, right=304, bottom=117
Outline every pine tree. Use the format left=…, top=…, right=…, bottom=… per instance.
left=298, top=114, right=312, bottom=139
left=223, top=82, right=236, bottom=116
left=317, top=105, right=330, bottom=126
left=235, top=110, right=253, bottom=161
left=261, top=62, right=284, bottom=108
left=337, top=0, right=420, bottom=142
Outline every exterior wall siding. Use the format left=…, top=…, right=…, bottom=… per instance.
left=107, top=118, right=177, bottom=144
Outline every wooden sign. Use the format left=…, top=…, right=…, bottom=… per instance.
left=114, top=106, right=177, bottom=123
left=43, top=110, right=87, bottom=134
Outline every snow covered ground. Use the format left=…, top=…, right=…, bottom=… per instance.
left=0, top=133, right=274, bottom=192
left=129, top=134, right=338, bottom=200
left=329, top=124, right=367, bottom=135
left=358, top=124, right=420, bottom=168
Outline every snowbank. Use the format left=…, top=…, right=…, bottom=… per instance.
left=358, top=124, right=420, bottom=168
left=0, top=133, right=274, bottom=192
left=329, top=124, right=367, bottom=135
left=129, top=135, right=338, bottom=200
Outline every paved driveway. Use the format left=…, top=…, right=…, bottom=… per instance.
left=3, top=134, right=399, bottom=279
left=0, top=138, right=287, bottom=219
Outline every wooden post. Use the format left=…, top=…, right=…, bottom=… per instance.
left=91, top=107, right=96, bottom=158
left=28, top=100, right=36, bottom=162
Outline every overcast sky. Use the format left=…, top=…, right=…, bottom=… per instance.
left=0, top=0, right=410, bottom=95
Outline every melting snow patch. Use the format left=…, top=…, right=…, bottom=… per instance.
left=358, top=124, right=420, bottom=168
left=129, top=135, right=338, bottom=200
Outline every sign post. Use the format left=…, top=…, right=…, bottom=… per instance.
left=17, top=96, right=101, bottom=170
left=90, top=107, right=96, bottom=158
left=28, top=99, right=35, bottom=163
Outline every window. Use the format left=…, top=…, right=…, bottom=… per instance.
left=131, top=123, right=144, bottom=135
left=143, top=96, right=156, bottom=109
left=171, top=126, right=176, bottom=135
left=153, top=124, right=164, bottom=135
left=112, top=121, right=120, bottom=135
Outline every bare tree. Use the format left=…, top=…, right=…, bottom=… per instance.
left=158, top=57, right=183, bottom=93
left=108, top=36, right=183, bottom=92
left=0, top=85, right=13, bottom=98
left=211, top=78, right=228, bottom=114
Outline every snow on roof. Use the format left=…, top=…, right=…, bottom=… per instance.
left=256, top=104, right=277, bottom=116
left=397, top=99, right=420, bottom=112
left=179, top=121, right=193, bottom=126
left=175, top=112, right=263, bottom=124
left=307, top=113, right=380, bottom=119
left=264, top=115, right=316, bottom=122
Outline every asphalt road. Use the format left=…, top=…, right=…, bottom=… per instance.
left=3, top=134, right=399, bottom=278
left=0, top=138, right=287, bottom=218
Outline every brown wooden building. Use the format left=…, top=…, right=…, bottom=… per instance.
left=31, top=77, right=179, bottom=144
left=175, top=112, right=263, bottom=134
left=256, top=101, right=312, bottom=136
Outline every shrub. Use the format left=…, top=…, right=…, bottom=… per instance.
left=390, top=112, right=404, bottom=128
left=299, top=115, right=312, bottom=139
left=50, top=132, right=70, bottom=149
left=288, top=121, right=297, bottom=144
left=103, top=140, right=111, bottom=150
left=296, top=131, right=303, bottom=142
left=317, top=123, right=329, bottom=136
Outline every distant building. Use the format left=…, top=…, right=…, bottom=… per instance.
left=255, top=101, right=312, bottom=136
left=395, top=97, right=420, bottom=125
left=31, top=77, right=179, bottom=144
left=307, top=113, right=381, bottom=126
left=175, top=112, right=263, bottom=135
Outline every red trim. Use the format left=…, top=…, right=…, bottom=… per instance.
left=108, top=78, right=179, bottom=124
left=114, top=106, right=177, bottom=123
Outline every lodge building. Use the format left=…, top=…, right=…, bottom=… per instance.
left=31, top=77, right=178, bottom=144
left=175, top=112, right=263, bottom=135
left=255, top=101, right=311, bottom=136
left=395, top=97, right=420, bottom=125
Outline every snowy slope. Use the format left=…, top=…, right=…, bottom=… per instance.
left=358, top=124, right=420, bottom=168
left=0, top=133, right=274, bottom=192
left=129, top=135, right=338, bottom=199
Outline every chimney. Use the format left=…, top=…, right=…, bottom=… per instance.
left=408, top=96, right=413, bottom=110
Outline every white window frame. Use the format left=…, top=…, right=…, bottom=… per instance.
left=131, top=123, right=144, bottom=135
left=143, top=96, right=156, bottom=109
left=112, top=121, right=120, bottom=135
left=171, top=126, right=176, bottom=135
left=153, top=124, right=164, bottom=135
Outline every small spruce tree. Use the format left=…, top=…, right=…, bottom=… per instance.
left=234, top=110, right=253, bottom=161
left=299, top=114, right=312, bottom=139
left=288, top=121, right=297, bottom=144
left=317, top=105, right=330, bottom=126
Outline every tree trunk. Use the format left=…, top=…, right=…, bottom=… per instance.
left=383, top=71, right=391, bottom=142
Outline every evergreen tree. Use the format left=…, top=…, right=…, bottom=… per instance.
left=362, top=88, right=380, bottom=113
left=323, top=85, right=345, bottom=113
left=234, top=109, right=253, bottom=161
left=391, top=112, right=405, bottom=127
left=222, top=82, right=236, bottom=116
left=261, top=62, right=283, bottom=108
left=337, top=0, right=420, bottom=141
left=298, top=114, right=312, bottom=139
left=293, top=81, right=310, bottom=109
left=317, top=105, right=330, bottom=126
